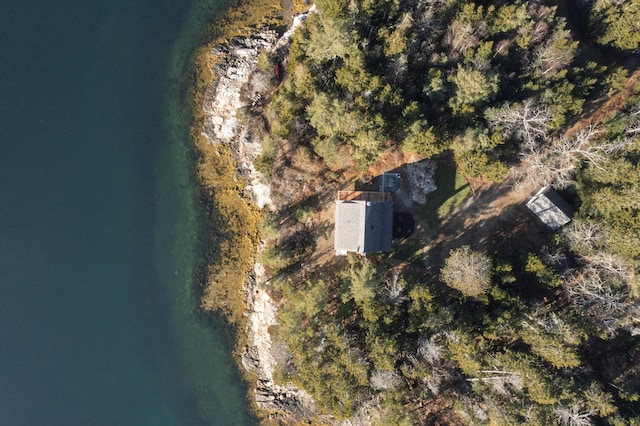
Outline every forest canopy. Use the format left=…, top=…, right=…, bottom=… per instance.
left=582, top=0, right=640, bottom=54
left=249, top=0, right=640, bottom=423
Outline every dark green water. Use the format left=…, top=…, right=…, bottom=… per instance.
left=0, top=1, right=256, bottom=425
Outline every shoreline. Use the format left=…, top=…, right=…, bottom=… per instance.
left=186, top=1, right=640, bottom=423
left=190, top=7, right=320, bottom=422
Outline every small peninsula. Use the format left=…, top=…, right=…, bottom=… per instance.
left=192, top=0, right=640, bottom=423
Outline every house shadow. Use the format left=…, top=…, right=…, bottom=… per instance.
left=352, top=156, right=466, bottom=240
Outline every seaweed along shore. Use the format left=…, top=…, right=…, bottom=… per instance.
left=189, top=4, right=325, bottom=422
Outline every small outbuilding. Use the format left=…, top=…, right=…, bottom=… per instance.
left=526, top=187, right=575, bottom=231
left=334, top=191, right=394, bottom=255
left=380, top=172, right=401, bottom=193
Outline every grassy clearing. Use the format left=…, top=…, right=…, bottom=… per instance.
left=390, top=239, right=425, bottom=264
left=390, top=160, right=472, bottom=265
left=418, top=162, right=471, bottom=228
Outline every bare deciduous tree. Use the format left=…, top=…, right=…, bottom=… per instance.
left=554, top=402, right=594, bottom=426
left=383, top=272, right=406, bottom=304
left=561, top=216, right=640, bottom=335
left=441, top=246, right=492, bottom=297
left=563, top=222, right=602, bottom=254
left=566, top=269, right=626, bottom=313
left=541, top=245, right=568, bottom=269
left=424, top=366, right=451, bottom=396
left=563, top=268, right=639, bottom=336
left=486, top=98, right=551, bottom=148
left=444, top=21, right=477, bottom=54
left=516, top=126, right=632, bottom=189
left=417, top=336, right=443, bottom=365
left=530, top=29, right=576, bottom=77
left=424, top=374, right=442, bottom=396
left=583, top=251, right=630, bottom=281
left=523, top=127, right=598, bottom=188
left=369, top=369, right=401, bottom=391
left=627, top=124, right=640, bottom=136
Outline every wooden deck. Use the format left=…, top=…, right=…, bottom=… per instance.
left=337, top=191, right=392, bottom=202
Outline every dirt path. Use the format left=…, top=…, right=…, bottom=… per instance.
left=566, top=57, right=640, bottom=138
left=425, top=62, right=640, bottom=263
left=424, top=173, right=539, bottom=265
left=299, top=60, right=640, bottom=271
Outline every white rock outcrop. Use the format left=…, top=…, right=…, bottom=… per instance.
left=202, top=30, right=276, bottom=209
left=200, top=28, right=317, bottom=420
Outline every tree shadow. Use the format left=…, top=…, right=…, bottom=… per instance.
left=426, top=198, right=554, bottom=269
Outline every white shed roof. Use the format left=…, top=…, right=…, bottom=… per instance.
left=526, top=187, right=575, bottom=230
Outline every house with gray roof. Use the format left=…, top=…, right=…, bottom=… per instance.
left=334, top=191, right=394, bottom=255
left=526, top=187, right=575, bottom=231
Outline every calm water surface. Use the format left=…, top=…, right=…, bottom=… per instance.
left=0, top=1, right=256, bottom=424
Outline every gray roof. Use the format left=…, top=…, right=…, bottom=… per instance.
left=335, top=200, right=393, bottom=254
left=526, top=187, right=575, bottom=230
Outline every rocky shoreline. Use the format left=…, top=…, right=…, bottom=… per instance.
left=200, top=23, right=320, bottom=421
